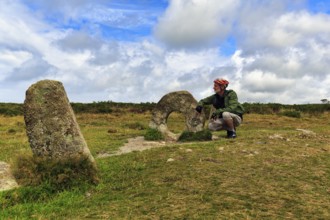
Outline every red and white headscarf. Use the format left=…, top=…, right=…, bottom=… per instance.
left=214, top=78, right=229, bottom=87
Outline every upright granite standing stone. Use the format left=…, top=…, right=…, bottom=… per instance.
left=149, top=91, right=205, bottom=140
left=24, top=80, right=95, bottom=163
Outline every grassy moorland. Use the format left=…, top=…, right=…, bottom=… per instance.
left=0, top=106, right=329, bottom=219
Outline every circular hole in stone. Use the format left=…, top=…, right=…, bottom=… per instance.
left=167, top=111, right=186, bottom=134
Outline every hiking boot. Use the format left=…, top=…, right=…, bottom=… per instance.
left=227, top=130, right=237, bottom=138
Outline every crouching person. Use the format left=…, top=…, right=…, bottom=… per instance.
left=195, top=78, right=245, bottom=138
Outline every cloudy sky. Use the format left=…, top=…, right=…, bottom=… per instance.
left=0, top=0, right=329, bottom=104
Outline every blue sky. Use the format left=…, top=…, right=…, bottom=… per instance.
left=0, top=0, right=329, bottom=104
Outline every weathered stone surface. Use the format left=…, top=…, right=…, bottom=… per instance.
left=0, top=161, right=18, bottom=191
left=24, top=80, right=95, bottom=163
left=149, top=91, right=205, bottom=140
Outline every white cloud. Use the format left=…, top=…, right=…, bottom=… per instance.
left=242, top=70, right=295, bottom=93
left=230, top=2, right=330, bottom=104
left=264, top=11, right=330, bottom=49
left=278, top=11, right=330, bottom=35
left=6, top=56, right=58, bottom=81
left=154, top=0, right=239, bottom=48
left=0, top=50, right=32, bottom=80
left=56, top=31, right=103, bottom=52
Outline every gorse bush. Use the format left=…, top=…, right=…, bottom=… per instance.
left=12, top=154, right=99, bottom=191
left=144, top=128, right=164, bottom=141
left=71, top=101, right=155, bottom=114
left=71, top=102, right=113, bottom=114
left=0, top=103, right=23, bottom=116
left=290, top=103, right=330, bottom=115
left=178, top=130, right=212, bottom=142
left=242, top=103, right=282, bottom=114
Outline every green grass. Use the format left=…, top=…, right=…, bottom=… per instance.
left=144, top=128, right=164, bottom=141
left=178, top=129, right=212, bottom=142
left=0, top=111, right=330, bottom=219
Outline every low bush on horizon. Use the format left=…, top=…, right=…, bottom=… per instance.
left=0, top=103, right=22, bottom=116
left=279, top=110, right=301, bottom=118
left=0, top=101, right=329, bottom=117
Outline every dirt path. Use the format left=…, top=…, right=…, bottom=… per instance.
left=97, top=136, right=168, bottom=158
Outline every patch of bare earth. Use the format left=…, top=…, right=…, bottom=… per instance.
left=97, top=136, right=167, bottom=158
left=0, top=161, right=18, bottom=191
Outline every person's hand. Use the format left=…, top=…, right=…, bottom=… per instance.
left=211, top=112, right=217, bottom=119
left=211, top=112, right=223, bottom=120
left=195, top=105, right=203, bottom=113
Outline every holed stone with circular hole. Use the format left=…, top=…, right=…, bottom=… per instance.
left=149, top=91, right=205, bottom=140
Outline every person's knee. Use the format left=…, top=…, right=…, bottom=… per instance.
left=231, top=114, right=242, bottom=126
left=234, top=117, right=242, bottom=127
left=222, top=112, right=231, bottom=120
left=234, top=121, right=241, bottom=127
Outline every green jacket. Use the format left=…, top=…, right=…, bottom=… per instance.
left=198, top=90, right=245, bottom=116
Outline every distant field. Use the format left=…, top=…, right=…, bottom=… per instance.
left=0, top=109, right=329, bottom=219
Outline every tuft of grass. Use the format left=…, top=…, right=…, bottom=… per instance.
left=7, top=128, right=16, bottom=134
left=144, top=128, right=164, bottom=141
left=11, top=153, right=99, bottom=190
left=178, top=130, right=213, bottom=142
